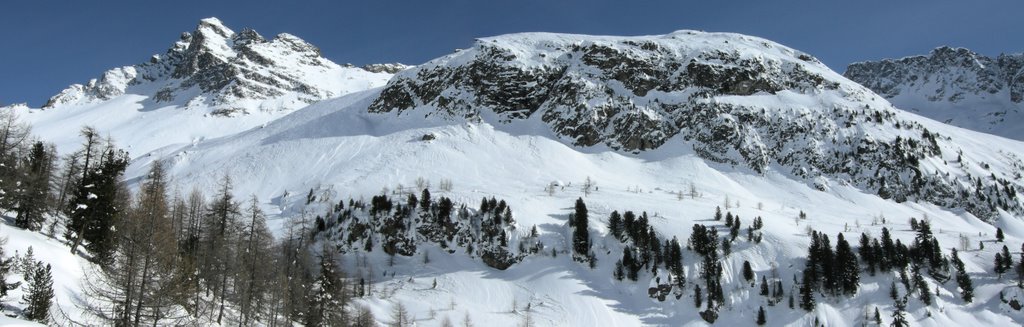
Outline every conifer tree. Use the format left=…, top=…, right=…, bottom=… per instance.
left=742, top=260, right=754, bottom=283
left=996, top=252, right=1006, bottom=276
left=572, top=198, right=590, bottom=259
left=759, top=276, right=769, bottom=296
left=912, top=266, right=931, bottom=305
left=14, top=141, right=53, bottom=231
left=997, top=228, right=1005, bottom=242
left=22, top=263, right=53, bottom=323
left=835, top=233, right=859, bottom=295
left=608, top=211, right=623, bottom=241
left=799, top=270, right=815, bottom=311
left=951, top=249, right=974, bottom=302
left=669, top=237, right=684, bottom=288
left=66, top=142, right=129, bottom=262
left=306, top=251, right=348, bottom=327
left=891, top=297, right=909, bottom=327
left=1003, top=245, right=1014, bottom=273
left=694, top=285, right=703, bottom=308
left=755, top=306, right=766, bottom=325
left=889, top=281, right=899, bottom=301
left=420, top=188, right=431, bottom=209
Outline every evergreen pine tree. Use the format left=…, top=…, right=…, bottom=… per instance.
left=608, top=211, right=623, bottom=241
left=420, top=188, right=431, bottom=209
left=22, top=263, right=53, bottom=323
left=670, top=237, right=684, bottom=288
left=1003, top=245, right=1014, bottom=273
left=66, top=140, right=129, bottom=263
left=694, top=285, right=703, bottom=308
left=889, top=281, right=899, bottom=301
left=572, top=198, right=590, bottom=259
left=912, top=267, right=932, bottom=305
left=891, top=298, right=909, bottom=327
left=835, top=233, right=859, bottom=295
left=614, top=260, right=624, bottom=281
left=996, top=252, right=1007, bottom=276
left=799, top=270, right=815, bottom=311
left=755, top=306, right=766, bottom=325
left=997, top=228, right=1005, bottom=242
left=306, top=251, right=348, bottom=327
left=760, top=276, right=769, bottom=296
left=742, top=261, right=754, bottom=283
left=14, top=141, right=53, bottom=231
left=623, top=247, right=638, bottom=281
left=951, top=249, right=974, bottom=302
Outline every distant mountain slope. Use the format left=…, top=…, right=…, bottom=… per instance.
left=9, top=17, right=402, bottom=155
left=844, top=47, right=1024, bottom=140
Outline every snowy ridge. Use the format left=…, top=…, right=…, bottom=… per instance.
left=16, top=17, right=396, bottom=155
left=364, top=31, right=1023, bottom=219
left=844, top=47, right=1024, bottom=140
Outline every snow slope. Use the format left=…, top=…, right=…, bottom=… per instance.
left=0, top=223, right=88, bottom=326
left=137, top=87, right=1024, bottom=326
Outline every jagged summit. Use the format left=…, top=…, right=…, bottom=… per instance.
left=42, top=17, right=395, bottom=116
left=845, top=46, right=1024, bottom=140
left=21, top=18, right=400, bottom=156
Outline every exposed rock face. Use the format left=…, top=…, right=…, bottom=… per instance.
left=367, top=31, right=1023, bottom=219
left=43, top=17, right=396, bottom=115
left=845, top=47, right=1024, bottom=140
left=362, top=63, right=411, bottom=74
left=369, top=31, right=841, bottom=152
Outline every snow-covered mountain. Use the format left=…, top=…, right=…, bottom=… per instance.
left=7, top=26, right=1024, bottom=326
left=10, top=17, right=400, bottom=155
left=364, top=31, right=1021, bottom=220
left=844, top=47, right=1024, bottom=140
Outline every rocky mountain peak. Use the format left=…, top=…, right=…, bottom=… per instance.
left=41, top=17, right=396, bottom=116
left=196, top=17, right=233, bottom=38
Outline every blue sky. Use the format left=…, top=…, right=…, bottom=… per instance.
left=2, top=0, right=1022, bottom=106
